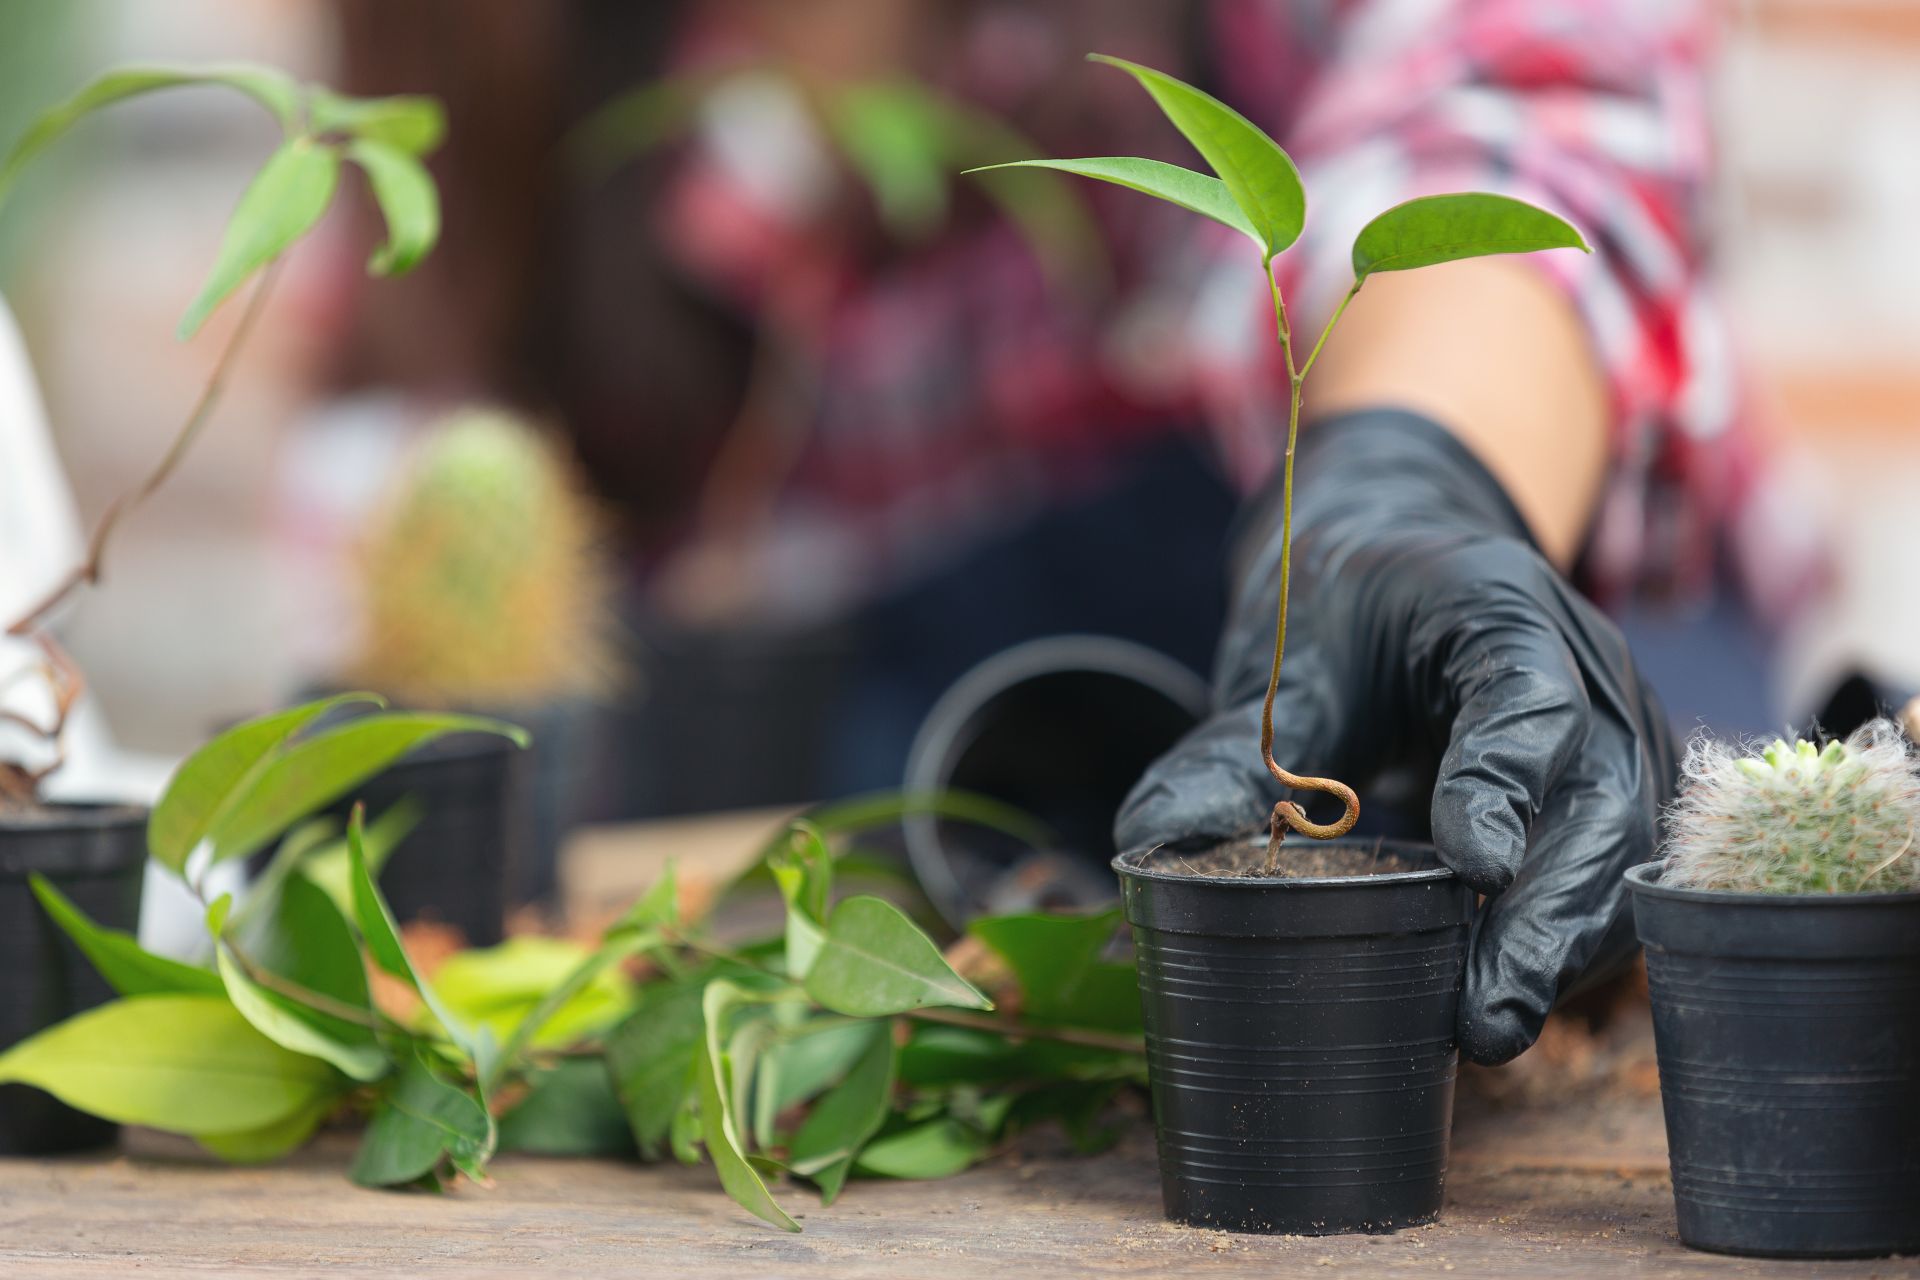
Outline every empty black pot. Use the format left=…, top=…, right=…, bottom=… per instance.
left=1114, top=839, right=1473, bottom=1234
left=905, top=635, right=1207, bottom=927
left=1627, top=863, right=1920, bottom=1259
left=0, top=803, right=145, bottom=1154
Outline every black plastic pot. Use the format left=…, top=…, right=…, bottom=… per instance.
left=1627, top=863, right=1920, bottom=1259
left=1114, top=839, right=1473, bottom=1234
left=905, top=635, right=1208, bottom=927
left=0, top=804, right=145, bottom=1155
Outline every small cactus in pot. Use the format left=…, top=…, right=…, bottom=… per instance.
left=1659, top=721, right=1920, bottom=895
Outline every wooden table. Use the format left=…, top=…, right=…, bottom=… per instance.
left=2, top=814, right=1915, bottom=1277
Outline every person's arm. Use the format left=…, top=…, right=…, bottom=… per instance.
left=1307, top=257, right=1608, bottom=571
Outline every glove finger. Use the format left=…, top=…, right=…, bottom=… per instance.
left=1456, top=712, right=1655, bottom=1064
left=1428, top=594, right=1589, bottom=895
left=1114, top=666, right=1337, bottom=852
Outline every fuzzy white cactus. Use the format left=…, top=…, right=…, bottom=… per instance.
left=1660, top=719, right=1920, bottom=894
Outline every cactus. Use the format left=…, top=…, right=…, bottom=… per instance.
left=1660, top=720, right=1920, bottom=894
left=345, top=409, right=616, bottom=707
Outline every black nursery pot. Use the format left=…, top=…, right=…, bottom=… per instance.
left=0, top=804, right=145, bottom=1155
left=1114, top=840, right=1473, bottom=1235
left=1626, top=863, right=1920, bottom=1259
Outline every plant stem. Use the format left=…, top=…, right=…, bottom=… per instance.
left=903, top=1006, right=1144, bottom=1055
left=1259, top=260, right=1362, bottom=873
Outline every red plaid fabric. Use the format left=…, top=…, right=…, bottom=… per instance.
left=660, top=0, right=1752, bottom=614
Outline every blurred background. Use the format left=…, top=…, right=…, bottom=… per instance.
left=1, top=0, right=1915, bottom=873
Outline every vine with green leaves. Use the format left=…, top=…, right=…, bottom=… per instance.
left=0, top=64, right=444, bottom=807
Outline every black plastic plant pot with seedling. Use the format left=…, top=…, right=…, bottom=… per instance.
left=978, top=54, right=1588, bottom=1234
left=1627, top=729, right=1920, bottom=1259
left=0, top=803, right=145, bottom=1154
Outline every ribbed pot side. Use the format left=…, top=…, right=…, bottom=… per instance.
left=1627, top=863, right=1920, bottom=1259
left=1115, top=840, right=1473, bottom=1235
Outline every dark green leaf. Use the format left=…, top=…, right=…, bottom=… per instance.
left=179, top=137, right=341, bottom=338
left=346, top=139, right=439, bottom=275
left=969, top=908, right=1137, bottom=1030
left=756, top=1019, right=874, bottom=1129
left=804, top=896, right=990, bottom=1017
left=788, top=1022, right=894, bottom=1204
left=0, top=64, right=299, bottom=204
left=307, top=89, right=445, bottom=155
left=195, top=1096, right=332, bottom=1164
left=497, top=1059, right=636, bottom=1157
left=299, top=796, right=420, bottom=916
left=28, top=874, right=222, bottom=996
left=148, top=693, right=381, bottom=873
left=606, top=978, right=706, bottom=1159
left=350, top=1050, right=494, bottom=1187
left=697, top=981, right=800, bottom=1232
left=0, top=994, right=340, bottom=1134
left=1350, top=192, right=1589, bottom=280
left=205, top=712, right=527, bottom=868
left=1087, top=53, right=1303, bottom=260
left=853, top=1116, right=988, bottom=1180
left=966, top=157, right=1256, bottom=248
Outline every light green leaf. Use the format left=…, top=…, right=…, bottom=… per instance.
left=1351, top=192, right=1589, bottom=280
left=0, top=64, right=299, bottom=204
left=346, top=138, right=439, bottom=275
left=0, top=994, right=339, bottom=1135
left=826, top=80, right=950, bottom=238
left=349, top=1050, right=494, bottom=1187
left=460, top=934, right=648, bottom=1089
left=179, top=137, right=341, bottom=339
left=696, top=981, right=799, bottom=1232
left=612, top=862, right=680, bottom=934
left=307, top=89, right=445, bottom=155
left=214, top=946, right=385, bottom=1082
left=195, top=1096, right=332, bottom=1164
left=787, top=1022, right=894, bottom=1204
left=966, top=157, right=1257, bottom=249
left=28, top=874, right=223, bottom=997
left=605, top=978, right=706, bottom=1159
left=853, top=1116, right=989, bottom=1180
left=299, top=796, right=420, bottom=916
left=148, top=693, right=382, bottom=873
left=770, top=823, right=834, bottom=978
left=1087, top=53, right=1303, bottom=260
left=497, top=1059, right=636, bottom=1157
left=204, top=712, right=527, bottom=869
left=804, top=896, right=991, bottom=1017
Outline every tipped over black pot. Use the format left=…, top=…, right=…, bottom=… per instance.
left=1627, top=863, right=1920, bottom=1259
left=0, top=803, right=145, bottom=1155
left=1114, top=839, right=1473, bottom=1235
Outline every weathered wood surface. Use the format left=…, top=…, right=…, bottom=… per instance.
left=1, top=1100, right=1913, bottom=1279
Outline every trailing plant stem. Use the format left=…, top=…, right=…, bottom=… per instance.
left=1260, top=261, right=1361, bottom=873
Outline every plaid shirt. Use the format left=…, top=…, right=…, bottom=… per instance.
left=662, top=0, right=1760, bottom=617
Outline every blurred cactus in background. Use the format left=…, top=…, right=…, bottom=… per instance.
left=1662, top=721, right=1920, bottom=894
left=346, top=408, right=617, bottom=708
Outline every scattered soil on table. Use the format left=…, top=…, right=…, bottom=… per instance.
left=1146, top=839, right=1427, bottom=880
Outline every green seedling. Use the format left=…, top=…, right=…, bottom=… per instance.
left=972, top=54, right=1590, bottom=870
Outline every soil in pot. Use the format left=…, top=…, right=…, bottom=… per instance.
left=1115, top=838, right=1473, bottom=1235
left=0, top=803, right=146, bottom=1155
left=1145, top=840, right=1425, bottom=880
left=1627, top=863, right=1920, bottom=1259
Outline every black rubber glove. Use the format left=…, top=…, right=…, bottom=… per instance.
left=1115, top=409, right=1676, bottom=1066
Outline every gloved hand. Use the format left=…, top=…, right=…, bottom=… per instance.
left=1115, top=408, right=1676, bottom=1065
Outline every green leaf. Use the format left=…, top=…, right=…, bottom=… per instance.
left=226, top=815, right=336, bottom=936
left=204, top=712, right=527, bottom=869
left=696, top=981, right=800, bottom=1232
left=178, top=137, right=341, bottom=339
left=1350, top=192, right=1589, bottom=281
left=345, top=138, right=439, bottom=275
left=787, top=1022, right=894, bottom=1204
left=613, top=862, right=680, bottom=934
left=804, top=896, right=990, bottom=1017
left=213, top=946, right=385, bottom=1082
left=853, top=1116, right=988, bottom=1180
left=0, top=64, right=299, bottom=204
left=195, top=1096, right=332, bottom=1164
left=825, top=80, right=951, bottom=238
left=966, top=157, right=1257, bottom=248
left=969, top=908, right=1137, bottom=1030
left=1087, top=53, right=1303, bottom=260
left=756, top=1019, right=874, bottom=1128
left=769, top=823, right=834, bottom=978
left=28, top=874, right=222, bottom=997
left=299, top=796, right=420, bottom=916
left=350, top=1050, right=494, bottom=1188
left=148, top=693, right=382, bottom=873
left=497, top=1058, right=636, bottom=1157
left=605, top=978, right=706, bottom=1159
left=307, top=89, right=445, bottom=155
left=0, top=994, right=339, bottom=1135
left=446, top=935, right=646, bottom=1089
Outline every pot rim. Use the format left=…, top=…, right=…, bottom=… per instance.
left=1113, top=837, right=1457, bottom=889
left=1625, top=859, right=1920, bottom=907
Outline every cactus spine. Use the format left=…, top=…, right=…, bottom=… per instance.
left=1660, top=720, right=1920, bottom=894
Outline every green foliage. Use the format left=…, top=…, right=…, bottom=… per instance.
left=498, top=1060, right=636, bottom=1158
left=1662, top=721, right=1920, bottom=894
left=969, top=156, right=1256, bottom=247
left=0, top=64, right=445, bottom=338
left=786, top=1022, right=894, bottom=1204
left=1351, top=192, right=1587, bottom=281
left=351, top=1050, right=494, bottom=1189
left=805, top=896, right=989, bottom=1017
left=27, top=874, right=223, bottom=997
